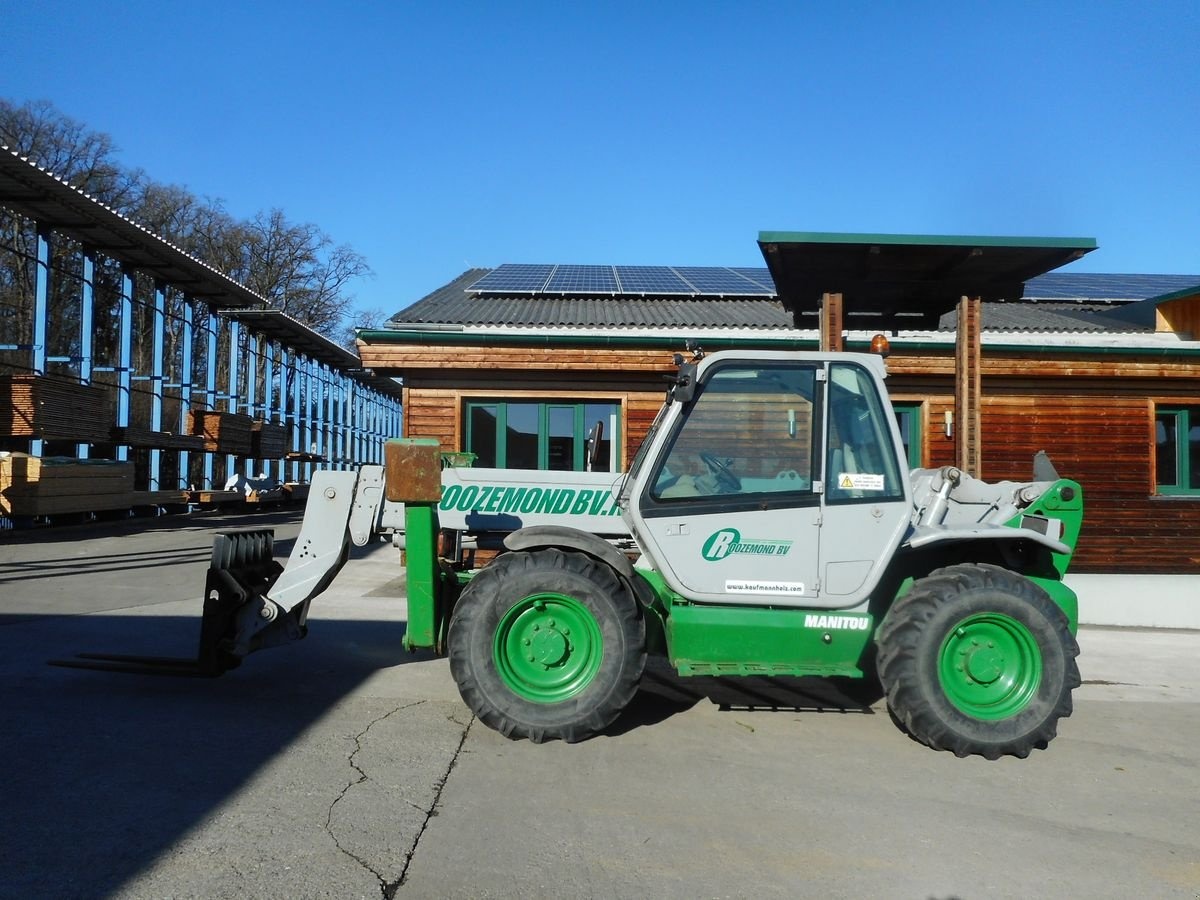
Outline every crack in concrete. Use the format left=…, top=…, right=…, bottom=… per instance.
left=388, top=715, right=475, bottom=897
left=324, top=700, right=427, bottom=897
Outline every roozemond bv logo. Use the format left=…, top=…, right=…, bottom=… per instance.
left=701, top=528, right=793, bottom=561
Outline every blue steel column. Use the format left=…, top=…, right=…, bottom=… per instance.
left=289, top=348, right=301, bottom=483
left=298, top=353, right=310, bottom=482
left=225, top=318, right=241, bottom=478
left=148, top=281, right=166, bottom=489
left=330, top=364, right=341, bottom=469
left=264, top=338, right=280, bottom=481
left=245, top=330, right=259, bottom=476
left=178, top=299, right=194, bottom=489
left=115, top=267, right=134, bottom=463
left=313, top=358, right=326, bottom=479
left=77, top=249, right=95, bottom=459
left=203, top=307, right=218, bottom=487
left=29, top=227, right=51, bottom=456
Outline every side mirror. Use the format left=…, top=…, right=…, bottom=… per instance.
left=671, top=363, right=697, bottom=403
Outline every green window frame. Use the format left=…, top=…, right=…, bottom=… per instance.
left=465, top=400, right=621, bottom=472
left=891, top=402, right=923, bottom=470
left=1155, top=406, right=1200, bottom=495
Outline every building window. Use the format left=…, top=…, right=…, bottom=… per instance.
left=892, top=402, right=923, bottom=469
left=1155, top=406, right=1200, bottom=494
left=465, top=400, right=620, bottom=472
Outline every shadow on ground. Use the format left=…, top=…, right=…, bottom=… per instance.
left=0, top=608, right=429, bottom=899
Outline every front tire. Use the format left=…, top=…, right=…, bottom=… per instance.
left=447, top=548, right=645, bottom=743
left=876, top=563, right=1080, bottom=759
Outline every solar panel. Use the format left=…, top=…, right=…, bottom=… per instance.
left=468, top=264, right=554, bottom=293
left=674, top=267, right=776, bottom=296
left=613, top=266, right=694, bottom=294
left=730, top=267, right=777, bottom=292
left=469, top=263, right=784, bottom=297
left=544, top=265, right=619, bottom=293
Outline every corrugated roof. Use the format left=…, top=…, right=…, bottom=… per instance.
left=387, top=266, right=1199, bottom=335
left=389, top=268, right=792, bottom=329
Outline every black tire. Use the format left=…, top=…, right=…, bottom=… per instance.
left=447, top=548, right=646, bottom=743
left=876, top=563, right=1080, bottom=760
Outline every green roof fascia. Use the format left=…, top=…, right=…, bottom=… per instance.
left=360, top=329, right=1200, bottom=358
left=843, top=337, right=1200, bottom=357
left=357, top=329, right=815, bottom=350
left=757, top=231, right=1098, bottom=251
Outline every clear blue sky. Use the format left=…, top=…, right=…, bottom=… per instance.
left=4, top=1, right=1198, bottom=321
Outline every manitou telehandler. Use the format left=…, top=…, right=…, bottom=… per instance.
left=57, top=348, right=1084, bottom=759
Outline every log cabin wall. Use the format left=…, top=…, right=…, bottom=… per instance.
left=887, top=347, right=1200, bottom=574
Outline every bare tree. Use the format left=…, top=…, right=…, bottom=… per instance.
left=0, top=99, right=143, bottom=208
left=0, top=98, right=372, bottom=342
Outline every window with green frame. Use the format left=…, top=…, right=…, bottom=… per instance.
left=1155, top=406, right=1200, bottom=494
left=465, top=400, right=621, bottom=472
left=892, top=402, right=923, bottom=469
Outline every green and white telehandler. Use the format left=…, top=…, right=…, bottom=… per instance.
left=57, top=347, right=1084, bottom=759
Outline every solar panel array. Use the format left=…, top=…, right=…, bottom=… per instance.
left=467, top=264, right=777, bottom=296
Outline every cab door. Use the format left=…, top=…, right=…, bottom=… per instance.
left=633, top=359, right=824, bottom=607
left=817, top=362, right=912, bottom=604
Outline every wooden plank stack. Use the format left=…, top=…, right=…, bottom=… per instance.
left=251, top=421, right=289, bottom=458
left=0, top=454, right=134, bottom=516
left=188, top=410, right=255, bottom=454
left=0, top=375, right=115, bottom=443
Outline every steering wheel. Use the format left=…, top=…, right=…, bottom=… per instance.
left=699, top=452, right=741, bottom=493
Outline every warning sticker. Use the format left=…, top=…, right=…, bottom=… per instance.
left=837, top=472, right=885, bottom=491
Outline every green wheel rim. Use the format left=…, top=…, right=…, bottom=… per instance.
left=494, top=592, right=604, bottom=703
left=938, top=613, right=1042, bottom=719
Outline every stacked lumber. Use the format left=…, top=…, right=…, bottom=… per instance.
left=0, top=454, right=133, bottom=516
left=0, top=375, right=114, bottom=442
left=188, top=410, right=255, bottom=454
left=251, top=421, right=289, bottom=458
left=111, top=426, right=206, bottom=451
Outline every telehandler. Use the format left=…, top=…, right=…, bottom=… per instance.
left=56, top=347, right=1083, bottom=759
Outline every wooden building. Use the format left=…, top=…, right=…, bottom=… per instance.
left=358, top=236, right=1200, bottom=627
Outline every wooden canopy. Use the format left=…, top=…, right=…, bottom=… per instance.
left=758, top=232, right=1097, bottom=474
left=758, top=231, right=1096, bottom=331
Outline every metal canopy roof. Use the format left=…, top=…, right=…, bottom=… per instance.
left=221, top=308, right=404, bottom=400
left=0, top=146, right=266, bottom=308
left=758, top=231, right=1097, bottom=328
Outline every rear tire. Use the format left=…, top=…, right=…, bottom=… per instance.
left=447, top=548, right=645, bottom=743
left=876, top=563, right=1079, bottom=759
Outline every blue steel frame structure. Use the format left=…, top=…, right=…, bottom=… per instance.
left=0, top=148, right=401, bottom=497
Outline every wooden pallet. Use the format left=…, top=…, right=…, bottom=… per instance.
left=1, top=454, right=134, bottom=516
left=0, top=375, right=115, bottom=442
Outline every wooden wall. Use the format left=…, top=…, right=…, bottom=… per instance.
left=363, top=337, right=1200, bottom=575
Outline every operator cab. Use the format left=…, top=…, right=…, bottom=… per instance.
left=624, top=350, right=911, bottom=609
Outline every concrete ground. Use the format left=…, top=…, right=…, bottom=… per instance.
left=1, top=510, right=1198, bottom=899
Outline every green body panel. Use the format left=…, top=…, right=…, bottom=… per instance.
left=1006, top=477, right=1084, bottom=633
left=402, top=503, right=440, bottom=652
left=1018, top=478, right=1084, bottom=578
left=666, top=604, right=872, bottom=677
left=634, top=569, right=870, bottom=676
